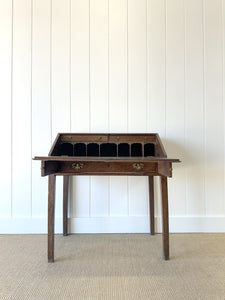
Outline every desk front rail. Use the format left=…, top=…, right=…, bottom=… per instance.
left=39, top=159, right=175, bottom=177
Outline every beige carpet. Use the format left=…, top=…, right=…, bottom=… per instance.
left=0, top=233, right=225, bottom=300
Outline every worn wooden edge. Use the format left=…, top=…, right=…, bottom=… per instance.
left=48, top=133, right=61, bottom=156
left=58, top=133, right=158, bottom=143
left=46, top=172, right=168, bottom=176
left=41, top=173, right=173, bottom=177
left=59, top=133, right=158, bottom=143
left=57, top=132, right=158, bottom=136
left=155, top=134, right=167, bottom=157
left=33, top=156, right=181, bottom=163
left=158, top=162, right=173, bottom=177
left=41, top=161, right=59, bottom=176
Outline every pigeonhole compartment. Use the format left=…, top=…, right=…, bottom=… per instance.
left=60, top=143, right=73, bottom=156
left=87, top=143, right=99, bottom=156
left=100, top=143, right=117, bottom=157
left=74, top=143, right=86, bottom=156
left=118, top=143, right=130, bottom=157
left=131, top=143, right=142, bottom=157
left=144, top=143, right=155, bottom=156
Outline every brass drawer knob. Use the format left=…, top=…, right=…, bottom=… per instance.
left=132, top=163, right=144, bottom=171
left=72, top=162, right=84, bottom=170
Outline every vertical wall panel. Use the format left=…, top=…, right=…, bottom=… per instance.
left=90, top=0, right=109, bottom=217
left=32, top=0, right=51, bottom=217
left=109, top=0, right=128, bottom=216
left=204, top=0, right=224, bottom=215
left=110, top=177, right=128, bottom=216
left=71, top=0, right=90, bottom=218
left=91, top=177, right=109, bottom=217
left=0, top=0, right=12, bottom=217
left=147, top=0, right=166, bottom=136
left=165, top=0, right=186, bottom=216
left=109, top=0, right=127, bottom=132
left=128, top=0, right=148, bottom=217
left=71, top=0, right=90, bottom=132
left=71, top=177, right=90, bottom=217
left=129, top=177, right=148, bottom=216
left=51, top=0, right=70, bottom=138
left=147, top=0, right=166, bottom=217
left=51, top=0, right=71, bottom=218
left=90, top=0, right=108, bottom=132
left=128, top=0, right=147, bottom=132
left=12, top=0, right=32, bottom=217
left=185, top=0, right=205, bottom=215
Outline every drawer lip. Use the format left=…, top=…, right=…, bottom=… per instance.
left=56, top=172, right=157, bottom=176
left=59, top=161, right=157, bottom=174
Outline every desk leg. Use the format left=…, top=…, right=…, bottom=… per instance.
left=148, top=176, right=155, bottom=235
left=161, top=176, right=169, bottom=260
left=48, top=175, right=56, bottom=263
left=63, top=175, right=69, bottom=236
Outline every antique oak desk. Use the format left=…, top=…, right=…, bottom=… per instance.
left=34, top=133, right=180, bottom=262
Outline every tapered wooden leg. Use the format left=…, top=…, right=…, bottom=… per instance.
left=48, top=175, right=56, bottom=263
left=148, top=176, right=155, bottom=235
left=161, top=176, right=169, bottom=260
left=63, top=175, right=69, bottom=236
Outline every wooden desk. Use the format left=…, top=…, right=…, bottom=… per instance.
left=34, top=133, right=180, bottom=262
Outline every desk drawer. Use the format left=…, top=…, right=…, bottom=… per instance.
left=59, top=161, right=157, bottom=175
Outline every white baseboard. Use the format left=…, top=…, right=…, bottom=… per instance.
left=0, top=216, right=225, bottom=234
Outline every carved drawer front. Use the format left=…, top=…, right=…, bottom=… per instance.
left=59, top=161, right=157, bottom=174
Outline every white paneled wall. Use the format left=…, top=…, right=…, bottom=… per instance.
left=0, top=0, right=225, bottom=233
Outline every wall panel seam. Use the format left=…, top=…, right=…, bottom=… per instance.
left=108, top=0, right=110, bottom=216
left=11, top=0, right=14, bottom=218
left=127, top=0, right=129, bottom=133
left=126, top=0, right=129, bottom=217
left=50, top=0, right=53, bottom=144
left=222, top=0, right=225, bottom=214
left=88, top=0, right=91, bottom=217
left=202, top=0, right=206, bottom=216
left=183, top=0, right=187, bottom=216
left=146, top=0, right=148, bottom=132
left=108, top=0, right=110, bottom=133
left=30, top=0, right=33, bottom=217
left=89, top=0, right=91, bottom=132
left=164, top=0, right=167, bottom=138
left=69, top=0, right=72, bottom=132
